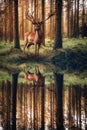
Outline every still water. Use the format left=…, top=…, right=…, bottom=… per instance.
left=0, top=66, right=87, bottom=130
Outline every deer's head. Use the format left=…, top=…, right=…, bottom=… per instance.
left=34, top=22, right=41, bottom=31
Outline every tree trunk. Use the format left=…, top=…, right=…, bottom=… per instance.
left=42, top=0, right=45, bottom=45
left=54, top=0, right=62, bottom=49
left=67, top=0, right=70, bottom=38
left=8, top=0, right=13, bottom=43
left=82, top=0, right=85, bottom=38
left=13, top=0, right=20, bottom=48
left=77, top=0, right=79, bottom=37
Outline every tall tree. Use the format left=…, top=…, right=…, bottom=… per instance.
left=82, top=0, right=85, bottom=38
left=7, top=0, right=13, bottom=43
left=13, top=0, right=20, bottom=48
left=77, top=0, right=79, bottom=37
left=41, top=0, right=45, bottom=45
left=67, top=0, right=70, bottom=37
left=73, top=0, right=77, bottom=37
left=70, top=0, right=74, bottom=37
left=54, top=0, right=63, bottom=49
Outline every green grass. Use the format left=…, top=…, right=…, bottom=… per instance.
left=0, top=41, right=13, bottom=54
left=0, top=70, right=11, bottom=82
left=63, top=37, right=87, bottom=49
left=64, top=73, right=87, bottom=86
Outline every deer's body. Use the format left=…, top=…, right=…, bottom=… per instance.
left=24, top=30, right=43, bottom=46
left=24, top=27, right=43, bottom=55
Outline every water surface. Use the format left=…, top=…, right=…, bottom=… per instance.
left=0, top=66, right=87, bottom=130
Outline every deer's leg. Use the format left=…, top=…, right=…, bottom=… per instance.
left=24, top=43, right=27, bottom=53
left=27, top=42, right=31, bottom=53
left=38, top=44, right=40, bottom=56
left=26, top=43, right=29, bottom=53
left=35, top=44, right=37, bottom=56
left=37, top=44, right=39, bottom=56
left=24, top=36, right=28, bottom=52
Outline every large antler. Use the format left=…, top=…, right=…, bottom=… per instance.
left=25, top=9, right=36, bottom=24
left=39, top=12, right=55, bottom=24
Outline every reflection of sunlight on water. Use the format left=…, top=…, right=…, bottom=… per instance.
left=0, top=123, right=3, bottom=130
left=45, top=101, right=50, bottom=127
left=63, top=86, right=86, bottom=130
left=65, top=128, right=68, bottom=130
left=0, top=115, right=3, bottom=130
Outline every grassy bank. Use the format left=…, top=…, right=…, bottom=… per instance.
left=0, top=38, right=87, bottom=73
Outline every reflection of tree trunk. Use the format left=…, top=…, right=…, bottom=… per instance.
left=20, top=84, right=23, bottom=125
left=53, top=84, right=55, bottom=129
left=54, top=73, right=65, bottom=130
left=33, top=85, right=36, bottom=130
left=12, top=73, right=19, bottom=130
left=41, top=77, right=45, bottom=130
left=78, top=87, right=81, bottom=129
left=6, top=80, right=11, bottom=130
left=75, top=86, right=79, bottom=127
left=24, top=87, right=27, bottom=129
left=30, top=88, right=32, bottom=128
left=84, top=86, right=87, bottom=130
left=50, top=89, right=52, bottom=129
left=1, top=80, right=5, bottom=123
left=68, top=86, right=72, bottom=128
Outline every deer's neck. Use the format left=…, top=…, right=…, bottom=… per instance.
left=35, top=30, right=41, bottom=41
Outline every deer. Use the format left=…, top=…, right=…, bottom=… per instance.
left=24, top=9, right=55, bottom=56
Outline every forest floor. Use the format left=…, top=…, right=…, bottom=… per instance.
left=0, top=38, right=87, bottom=74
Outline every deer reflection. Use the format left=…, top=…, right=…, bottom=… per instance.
left=24, top=67, right=44, bottom=86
